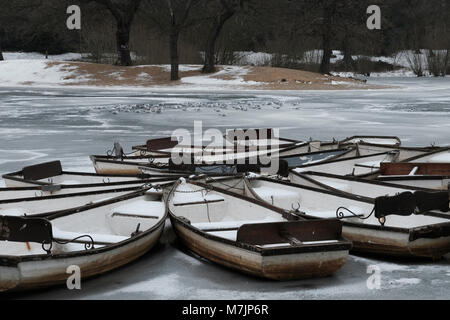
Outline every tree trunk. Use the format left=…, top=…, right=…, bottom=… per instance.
left=342, top=32, right=354, bottom=71
left=0, top=28, right=4, bottom=61
left=170, top=29, right=180, bottom=81
left=320, top=33, right=332, bottom=74
left=202, top=9, right=235, bottom=74
left=320, top=5, right=334, bottom=75
left=116, top=24, right=132, bottom=66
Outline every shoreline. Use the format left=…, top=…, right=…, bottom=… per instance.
left=0, top=59, right=394, bottom=91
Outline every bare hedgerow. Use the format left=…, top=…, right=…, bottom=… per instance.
left=405, top=50, right=426, bottom=77
left=426, top=49, right=449, bottom=77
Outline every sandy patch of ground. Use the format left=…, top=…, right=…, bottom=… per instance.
left=43, top=61, right=387, bottom=90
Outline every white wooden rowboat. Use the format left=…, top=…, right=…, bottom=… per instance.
left=2, top=160, right=174, bottom=188
left=167, top=179, right=352, bottom=280
left=339, top=135, right=401, bottom=147
left=356, top=142, right=435, bottom=161
left=373, top=148, right=450, bottom=190
left=278, top=135, right=402, bottom=158
left=0, top=161, right=179, bottom=201
left=0, top=188, right=167, bottom=292
left=291, top=151, right=400, bottom=178
left=133, top=130, right=300, bottom=157
left=289, top=171, right=437, bottom=199
left=243, top=177, right=450, bottom=259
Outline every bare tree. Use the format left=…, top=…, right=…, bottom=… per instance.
left=0, top=28, right=4, bottom=61
left=319, top=1, right=336, bottom=74
left=83, top=0, right=142, bottom=66
left=202, top=0, right=245, bottom=73
left=166, top=0, right=201, bottom=80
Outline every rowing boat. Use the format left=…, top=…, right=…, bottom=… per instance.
left=278, top=136, right=402, bottom=158
left=133, top=129, right=301, bottom=157
left=289, top=171, right=437, bottom=199
left=373, top=148, right=450, bottom=190
left=356, top=142, right=435, bottom=161
left=2, top=161, right=171, bottom=188
left=167, top=178, right=352, bottom=280
left=243, top=177, right=450, bottom=259
left=0, top=188, right=167, bottom=292
left=291, top=151, right=400, bottom=178
left=339, top=135, right=402, bottom=147
left=0, top=161, right=179, bottom=201
left=92, top=151, right=290, bottom=176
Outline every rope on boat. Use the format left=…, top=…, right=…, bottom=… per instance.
left=205, top=176, right=244, bottom=191
left=41, top=235, right=95, bottom=254
left=335, top=206, right=385, bottom=226
left=106, top=143, right=138, bottom=158
left=173, top=187, right=211, bottom=194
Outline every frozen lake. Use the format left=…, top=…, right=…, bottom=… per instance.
left=1, top=76, right=450, bottom=299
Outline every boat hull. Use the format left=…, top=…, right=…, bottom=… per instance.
left=343, top=225, right=450, bottom=259
left=171, top=219, right=348, bottom=281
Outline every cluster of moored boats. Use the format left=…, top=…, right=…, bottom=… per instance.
left=1, top=131, right=449, bottom=292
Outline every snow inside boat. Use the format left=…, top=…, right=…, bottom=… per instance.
left=404, top=147, right=450, bottom=163
left=0, top=185, right=165, bottom=218
left=167, top=179, right=352, bottom=280
left=0, top=188, right=167, bottom=292
left=243, top=177, right=450, bottom=259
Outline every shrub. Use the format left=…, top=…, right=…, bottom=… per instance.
left=405, top=51, right=426, bottom=77
left=426, top=50, right=449, bottom=77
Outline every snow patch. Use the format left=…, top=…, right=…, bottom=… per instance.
left=0, top=60, right=89, bottom=86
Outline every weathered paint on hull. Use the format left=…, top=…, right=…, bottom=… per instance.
left=0, top=223, right=164, bottom=292
left=173, top=221, right=348, bottom=281
left=343, top=226, right=450, bottom=259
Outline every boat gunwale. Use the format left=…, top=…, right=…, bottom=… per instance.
left=339, top=135, right=402, bottom=146
left=356, top=141, right=441, bottom=152
left=377, top=175, right=450, bottom=181
left=0, top=183, right=169, bottom=206
left=0, top=174, right=179, bottom=192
